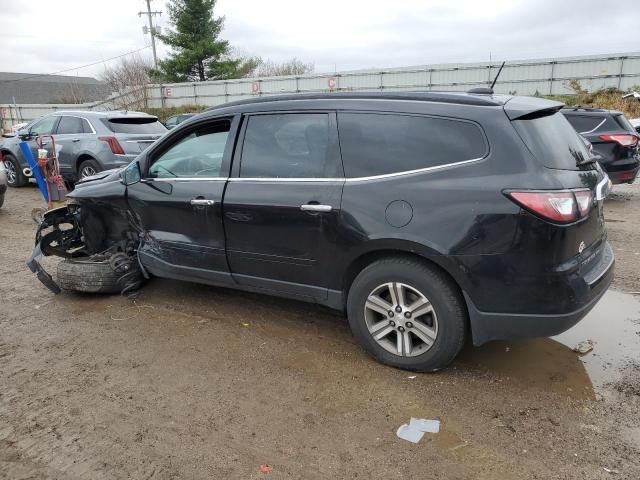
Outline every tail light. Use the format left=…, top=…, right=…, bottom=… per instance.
left=598, top=134, right=638, bottom=147
left=98, top=136, right=125, bottom=155
left=506, top=189, right=593, bottom=224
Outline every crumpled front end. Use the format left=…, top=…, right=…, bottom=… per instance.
left=27, top=203, right=148, bottom=294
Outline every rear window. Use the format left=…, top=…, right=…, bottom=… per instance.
left=563, top=114, right=604, bottom=133
left=102, top=117, right=166, bottom=134
left=513, top=112, right=591, bottom=170
left=338, top=113, right=487, bottom=178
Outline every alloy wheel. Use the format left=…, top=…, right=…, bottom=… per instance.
left=3, top=159, right=16, bottom=184
left=364, top=282, right=438, bottom=357
left=80, top=165, right=96, bottom=179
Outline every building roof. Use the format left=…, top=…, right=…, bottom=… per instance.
left=0, top=72, right=110, bottom=104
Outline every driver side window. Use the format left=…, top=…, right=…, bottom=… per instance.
left=30, top=116, right=59, bottom=136
left=148, top=120, right=230, bottom=178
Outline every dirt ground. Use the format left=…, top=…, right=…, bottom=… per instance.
left=1, top=184, right=639, bottom=480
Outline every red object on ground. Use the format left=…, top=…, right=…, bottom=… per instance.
left=258, top=464, right=273, bottom=474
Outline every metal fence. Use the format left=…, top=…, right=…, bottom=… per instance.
left=2, top=51, right=640, bottom=131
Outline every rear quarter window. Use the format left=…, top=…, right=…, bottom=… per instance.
left=513, top=112, right=591, bottom=171
left=338, top=113, right=487, bottom=178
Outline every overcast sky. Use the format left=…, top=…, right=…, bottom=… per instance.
left=0, top=0, right=638, bottom=79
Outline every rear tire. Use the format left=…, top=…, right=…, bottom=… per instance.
left=57, top=256, right=143, bottom=294
left=347, top=256, right=467, bottom=371
left=78, top=158, right=102, bottom=180
left=3, top=154, right=27, bottom=187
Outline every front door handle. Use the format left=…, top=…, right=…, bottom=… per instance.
left=71, top=138, right=80, bottom=142
left=190, top=199, right=215, bottom=206
left=300, top=204, right=332, bottom=212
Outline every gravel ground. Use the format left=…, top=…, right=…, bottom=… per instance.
left=0, top=184, right=639, bottom=480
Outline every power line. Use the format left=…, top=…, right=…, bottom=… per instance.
left=0, top=45, right=152, bottom=84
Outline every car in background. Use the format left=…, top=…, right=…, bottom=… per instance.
left=1, top=122, right=28, bottom=138
left=562, top=107, right=640, bottom=184
left=164, top=113, right=196, bottom=130
left=0, top=160, right=6, bottom=208
left=0, top=111, right=167, bottom=187
left=630, top=118, right=640, bottom=134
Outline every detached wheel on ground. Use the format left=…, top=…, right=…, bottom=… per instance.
left=57, top=255, right=143, bottom=294
left=3, top=154, right=27, bottom=187
left=347, top=256, right=467, bottom=371
left=78, top=158, right=102, bottom=180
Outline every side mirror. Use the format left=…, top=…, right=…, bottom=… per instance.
left=121, top=160, right=142, bottom=186
left=18, top=128, right=30, bottom=139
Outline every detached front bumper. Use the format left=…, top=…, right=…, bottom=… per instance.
left=466, top=241, right=614, bottom=345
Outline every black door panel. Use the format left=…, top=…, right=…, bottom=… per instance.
left=126, top=116, right=237, bottom=278
left=224, top=180, right=343, bottom=291
left=223, top=112, right=343, bottom=296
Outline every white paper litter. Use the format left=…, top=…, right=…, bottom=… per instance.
left=396, top=418, right=441, bottom=443
left=396, top=424, right=425, bottom=443
left=410, top=417, right=440, bottom=433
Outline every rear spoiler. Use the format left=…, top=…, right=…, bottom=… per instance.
left=503, top=97, right=564, bottom=120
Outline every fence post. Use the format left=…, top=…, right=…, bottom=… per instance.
left=549, top=61, right=556, bottom=95
left=193, top=83, right=198, bottom=105
left=618, top=56, right=626, bottom=89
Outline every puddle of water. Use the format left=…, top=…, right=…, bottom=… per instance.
left=554, top=290, right=640, bottom=388
left=458, top=290, right=640, bottom=397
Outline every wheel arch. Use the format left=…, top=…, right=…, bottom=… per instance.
left=341, top=240, right=472, bottom=310
left=76, top=154, right=99, bottom=173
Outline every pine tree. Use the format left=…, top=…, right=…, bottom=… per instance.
left=157, top=0, right=240, bottom=82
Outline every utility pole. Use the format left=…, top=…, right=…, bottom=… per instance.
left=139, top=0, right=162, bottom=70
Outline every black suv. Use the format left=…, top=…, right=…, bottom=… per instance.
left=28, top=92, right=614, bottom=371
left=562, top=107, right=640, bottom=184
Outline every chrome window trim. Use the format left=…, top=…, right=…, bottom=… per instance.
left=145, top=177, right=228, bottom=182
left=142, top=156, right=484, bottom=183
left=579, top=118, right=607, bottom=135
left=229, top=156, right=484, bottom=183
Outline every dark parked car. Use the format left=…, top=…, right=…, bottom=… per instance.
left=562, top=107, right=640, bottom=184
left=164, top=113, right=196, bottom=130
left=28, top=92, right=614, bottom=371
left=0, top=111, right=167, bottom=187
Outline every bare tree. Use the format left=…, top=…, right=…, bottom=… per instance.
left=100, top=55, right=153, bottom=110
left=239, top=57, right=314, bottom=78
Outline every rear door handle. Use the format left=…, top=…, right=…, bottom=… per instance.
left=190, top=199, right=215, bottom=206
left=300, top=204, right=332, bottom=212
left=71, top=138, right=80, bottom=142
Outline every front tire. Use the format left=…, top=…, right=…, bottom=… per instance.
left=3, top=153, right=27, bottom=187
left=347, top=257, right=467, bottom=371
left=57, top=256, right=143, bottom=294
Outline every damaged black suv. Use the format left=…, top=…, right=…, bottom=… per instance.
left=28, top=92, right=614, bottom=371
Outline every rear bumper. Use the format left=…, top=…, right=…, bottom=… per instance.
left=603, top=157, right=640, bottom=184
left=466, top=241, right=614, bottom=345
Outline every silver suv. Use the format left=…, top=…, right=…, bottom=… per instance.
left=0, top=111, right=167, bottom=186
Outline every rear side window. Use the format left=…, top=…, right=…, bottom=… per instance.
left=337, top=113, right=487, bottom=178
left=102, top=117, right=166, bottom=134
left=57, top=116, right=92, bottom=134
left=241, top=114, right=335, bottom=178
left=563, top=114, right=604, bottom=133
left=513, top=112, right=591, bottom=170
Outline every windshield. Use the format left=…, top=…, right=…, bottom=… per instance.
left=513, top=112, right=594, bottom=170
